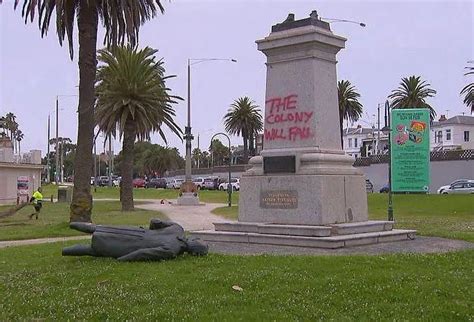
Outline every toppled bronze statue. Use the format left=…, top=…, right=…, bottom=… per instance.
left=62, top=219, right=208, bottom=261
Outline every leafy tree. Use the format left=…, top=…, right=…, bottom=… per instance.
left=192, top=148, right=202, bottom=168
left=223, top=97, right=263, bottom=164
left=209, top=139, right=229, bottom=166
left=338, top=80, right=363, bottom=148
left=460, top=62, right=473, bottom=113
left=95, top=46, right=182, bottom=211
left=143, top=145, right=177, bottom=176
left=388, top=76, right=437, bottom=120
left=8, top=0, right=167, bottom=222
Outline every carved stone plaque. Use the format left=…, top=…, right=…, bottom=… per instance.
left=263, top=156, right=296, bottom=174
left=260, top=190, right=298, bottom=209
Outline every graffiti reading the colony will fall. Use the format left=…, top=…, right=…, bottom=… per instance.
left=264, top=94, right=314, bottom=142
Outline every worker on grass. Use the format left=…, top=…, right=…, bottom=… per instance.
left=29, top=187, right=43, bottom=220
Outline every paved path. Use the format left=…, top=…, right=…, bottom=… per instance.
left=0, top=235, right=90, bottom=249
left=135, top=200, right=234, bottom=231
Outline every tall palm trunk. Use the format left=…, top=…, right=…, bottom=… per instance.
left=248, top=133, right=255, bottom=157
left=339, top=114, right=344, bottom=149
left=70, top=1, right=98, bottom=223
left=242, top=132, right=248, bottom=164
left=121, top=118, right=135, bottom=211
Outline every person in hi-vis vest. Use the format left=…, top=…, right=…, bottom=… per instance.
left=29, top=187, right=43, bottom=220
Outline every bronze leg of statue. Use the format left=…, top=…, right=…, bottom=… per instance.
left=62, top=244, right=98, bottom=256
left=69, top=222, right=97, bottom=234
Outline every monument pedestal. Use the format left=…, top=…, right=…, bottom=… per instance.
left=176, top=181, right=201, bottom=206
left=239, top=150, right=368, bottom=225
left=191, top=11, right=416, bottom=249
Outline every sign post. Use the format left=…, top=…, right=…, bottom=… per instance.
left=390, top=109, right=430, bottom=193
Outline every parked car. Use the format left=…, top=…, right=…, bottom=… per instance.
left=166, top=178, right=184, bottom=189
left=133, top=178, right=146, bottom=188
left=98, top=176, right=109, bottom=187
left=192, top=177, right=205, bottom=190
left=437, top=179, right=472, bottom=194
left=203, top=177, right=219, bottom=190
left=440, top=180, right=474, bottom=194
left=379, top=184, right=390, bottom=193
left=219, top=178, right=240, bottom=191
left=365, top=179, right=374, bottom=193
left=112, top=176, right=121, bottom=187
left=146, top=178, right=167, bottom=189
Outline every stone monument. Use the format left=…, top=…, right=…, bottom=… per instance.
left=192, top=12, right=416, bottom=249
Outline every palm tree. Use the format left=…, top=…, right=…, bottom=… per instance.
left=338, top=80, right=363, bottom=148
left=9, top=0, right=166, bottom=222
left=223, top=97, right=263, bottom=164
left=15, top=130, right=24, bottom=156
left=460, top=62, right=473, bottom=113
left=143, top=146, right=174, bottom=177
left=95, top=46, right=182, bottom=211
left=388, top=76, right=437, bottom=120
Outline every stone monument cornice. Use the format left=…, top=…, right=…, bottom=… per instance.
left=256, top=25, right=346, bottom=54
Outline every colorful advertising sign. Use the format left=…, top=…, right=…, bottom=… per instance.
left=391, top=109, right=430, bottom=192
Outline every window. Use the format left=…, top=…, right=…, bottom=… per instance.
left=446, top=129, right=451, bottom=141
left=348, top=138, right=352, bottom=148
left=437, top=131, right=443, bottom=143
left=354, top=138, right=358, bottom=147
left=464, top=131, right=470, bottom=142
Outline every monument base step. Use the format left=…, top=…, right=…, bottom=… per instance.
left=191, top=229, right=416, bottom=249
left=213, top=220, right=394, bottom=237
left=191, top=220, right=415, bottom=249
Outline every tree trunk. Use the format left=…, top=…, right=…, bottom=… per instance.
left=339, top=115, right=344, bottom=149
left=121, top=118, right=135, bottom=211
left=70, top=1, right=98, bottom=223
left=243, top=133, right=249, bottom=164
left=249, top=134, right=255, bottom=157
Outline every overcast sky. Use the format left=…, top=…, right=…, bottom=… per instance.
left=0, top=0, right=472, bottom=157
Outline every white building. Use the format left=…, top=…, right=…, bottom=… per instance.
left=431, top=115, right=474, bottom=151
left=343, top=126, right=388, bottom=158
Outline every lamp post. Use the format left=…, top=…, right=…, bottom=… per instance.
left=382, top=100, right=393, bottom=221
left=321, top=17, right=366, bottom=27
left=183, top=58, right=237, bottom=192
left=210, top=133, right=232, bottom=207
left=55, top=94, right=78, bottom=184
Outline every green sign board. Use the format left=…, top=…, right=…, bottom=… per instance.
left=390, top=108, right=430, bottom=192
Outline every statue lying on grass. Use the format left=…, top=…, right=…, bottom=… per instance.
left=62, top=219, right=208, bottom=262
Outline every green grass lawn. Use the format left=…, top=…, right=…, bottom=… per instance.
left=40, top=184, right=239, bottom=204
left=0, top=201, right=167, bottom=241
left=212, top=194, right=474, bottom=242
left=0, top=242, right=472, bottom=321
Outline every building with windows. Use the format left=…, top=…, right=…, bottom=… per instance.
left=431, top=115, right=474, bottom=151
left=342, top=126, right=388, bottom=158
left=0, top=137, right=43, bottom=204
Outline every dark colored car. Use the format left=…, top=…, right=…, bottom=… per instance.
left=133, top=178, right=146, bottom=188
left=145, top=178, right=167, bottom=189
left=380, top=184, right=390, bottom=193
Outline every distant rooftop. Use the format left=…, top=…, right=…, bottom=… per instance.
left=432, top=115, right=474, bottom=127
left=343, top=127, right=376, bottom=135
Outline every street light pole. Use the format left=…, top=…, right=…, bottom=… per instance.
left=55, top=96, right=59, bottom=184
left=182, top=58, right=237, bottom=200
left=184, top=59, right=193, bottom=184
left=383, top=100, right=394, bottom=222
left=211, top=133, right=232, bottom=207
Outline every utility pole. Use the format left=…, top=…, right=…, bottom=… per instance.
left=108, top=134, right=112, bottom=187
left=55, top=97, right=59, bottom=184
left=46, top=115, right=50, bottom=183
left=197, top=134, right=200, bottom=169
left=377, top=103, right=381, bottom=155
